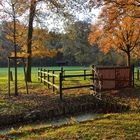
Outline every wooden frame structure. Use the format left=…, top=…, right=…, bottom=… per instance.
left=8, top=56, right=28, bottom=96
left=38, top=68, right=94, bottom=100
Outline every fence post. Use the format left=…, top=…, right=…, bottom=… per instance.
left=132, top=65, right=135, bottom=87
left=8, top=58, right=10, bottom=97
left=61, top=67, right=64, bottom=80
left=61, top=67, right=63, bottom=74
left=40, top=68, right=42, bottom=83
left=137, top=68, right=139, bottom=80
left=59, top=72, right=63, bottom=100
left=84, top=69, right=86, bottom=80
left=10, top=71, right=13, bottom=81
left=47, top=70, right=50, bottom=88
left=38, top=68, right=40, bottom=81
left=52, top=70, right=55, bottom=93
left=92, top=65, right=95, bottom=88
left=44, top=69, right=46, bottom=85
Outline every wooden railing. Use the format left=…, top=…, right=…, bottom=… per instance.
left=38, top=68, right=93, bottom=100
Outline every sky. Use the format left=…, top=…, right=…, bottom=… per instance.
left=0, top=1, right=101, bottom=33
left=37, top=7, right=101, bottom=33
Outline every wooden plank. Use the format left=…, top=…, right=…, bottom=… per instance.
left=62, top=84, right=93, bottom=90
left=63, top=74, right=93, bottom=78
left=41, top=71, right=59, bottom=77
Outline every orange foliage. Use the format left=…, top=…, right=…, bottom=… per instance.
left=89, top=4, right=140, bottom=66
left=89, top=15, right=140, bottom=56
left=6, top=22, right=59, bottom=58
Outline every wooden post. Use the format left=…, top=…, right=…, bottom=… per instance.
left=22, top=58, right=29, bottom=94
left=61, top=67, right=64, bottom=80
left=40, top=68, right=42, bottom=83
left=61, top=67, right=63, bottom=75
left=44, top=69, right=46, bottom=85
left=59, top=72, right=63, bottom=100
left=84, top=69, right=86, bottom=80
left=52, top=70, right=55, bottom=93
left=132, top=65, right=135, bottom=87
left=8, top=58, right=10, bottom=97
left=38, top=68, right=40, bottom=81
left=137, top=69, right=139, bottom=80
left=10, top=71, right=13, bottom=81
left=92, top=65, right=95, bottom=91
left=48, top=70, right=50, bottom=88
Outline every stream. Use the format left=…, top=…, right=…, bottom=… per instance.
left=0, top=113, right=101, bottom=134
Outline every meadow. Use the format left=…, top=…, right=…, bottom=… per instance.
left=0, top=66, right=90, bottom=94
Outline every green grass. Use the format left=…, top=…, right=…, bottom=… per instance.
left=0, top=66, right=91, bottom=95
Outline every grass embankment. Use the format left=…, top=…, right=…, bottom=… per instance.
left=0, top=67, right=140, bottom=139
left=1, top=113, right=140, bottom=140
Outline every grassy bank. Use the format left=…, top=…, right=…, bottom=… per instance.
left=1, top=113, right=140, bottom=140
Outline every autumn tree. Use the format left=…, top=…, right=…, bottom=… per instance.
left=89, top=15, right=140, bottom=66
left=1, top=0, right=100, bottom=82
left=0, top=0, right=27, bottom=95
left=25, top=0, right=98, bottom=81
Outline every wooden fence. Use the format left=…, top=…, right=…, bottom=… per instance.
left=38, top=66, right=134, bottom=100
left=38, top=68, right=93, bottom=100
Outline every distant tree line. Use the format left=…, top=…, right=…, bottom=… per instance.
left=0, top=20, right=131, bottom=67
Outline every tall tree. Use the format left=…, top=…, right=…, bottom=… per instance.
left=0, top=0, right=26, bottom=96
left=89, top=16, right=140, bottom=66
left=25, top=0, right=99, bottom=81
left=26, top=0, right=36, bottom=82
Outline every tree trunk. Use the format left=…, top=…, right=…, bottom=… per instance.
left=126, top=51, right=131, bottom=67
left=26, top=0, right=36, bottom=82
left=12, top=3, right=18, bottom=96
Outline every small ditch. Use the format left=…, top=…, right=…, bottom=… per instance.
left=0, top=113, right=101, bottom=134
left=0, top=94, right=130, bottom=133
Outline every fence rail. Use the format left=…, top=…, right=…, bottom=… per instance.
left=38, top=68, right=93, bottom=100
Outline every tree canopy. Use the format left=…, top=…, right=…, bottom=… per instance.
left=89, top=1, right=140, bottom=66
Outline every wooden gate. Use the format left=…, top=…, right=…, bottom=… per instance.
left=93, top=66, right=134, bottom=90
